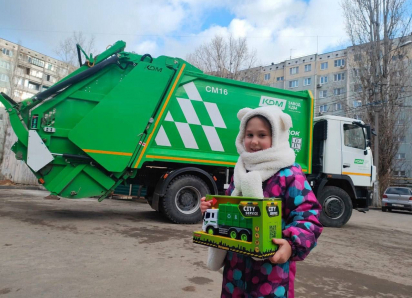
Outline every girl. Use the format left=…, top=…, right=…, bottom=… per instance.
left=200, top=106, right=323, bottom=298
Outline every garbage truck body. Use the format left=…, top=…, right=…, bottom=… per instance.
left=0, top=40, right=376, bottom=227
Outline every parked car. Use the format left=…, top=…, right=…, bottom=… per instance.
left=382, top=187, right=412, bottom=212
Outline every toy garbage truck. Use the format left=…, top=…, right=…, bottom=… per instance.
left=0, top=40, right=375, bottom=227
left=193, top=195, right=282, bottom=259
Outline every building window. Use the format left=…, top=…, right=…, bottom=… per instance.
left=0, top=60, right=11, bottom=70
left=30, top=69, right=43, bottom=79
left=264, top=73, right=270, bottom=81
left=354, top=54, right=361, bottom=61
left=393, top=170, right=406, bottom=176
left=46, top=63, right=56, bottom=71
left=28, top=56, right=45, bottom=67
left=353, top=68, right=359, bottom=77
left=290, top=67, right=299, bottom=75
left=335, top=103, right=342, bottom=110
left=1, top=48, right=13, bottom=57
left=320, top=76, right=328, bottom=84
left=289, top=80, right=298, bottom=88
left=28, top=81, right=40, bottom=91
left=0, top=73, right=9, bottom=82
left=334, top=59, right=345, bottom=67
left=319, top=104, right=328, bottom=113
left=304, top=64, right=311, bottom=72
left=319, top=90, right=327, bottom=98
left=304, top=78, right=311, bottom=86
left=334, top=73, right=345, bottom=81
left=334, top=88, right=344, bottom=95
left=276, top=76, right=284, bottom=81
left=353, top=100, right=362, bottom=107
left=321, top=62, right=328, bottom=70
left=396, top=153, right=406, bottom=159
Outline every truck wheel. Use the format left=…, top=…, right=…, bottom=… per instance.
left=229, top=229, right=238, bottom=239
left=239, top=231, right=250, bottom=242
left=318, top=186, right=353, bottom=228
left=162, top=175, right=210, bottom=224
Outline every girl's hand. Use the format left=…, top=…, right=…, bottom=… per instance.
left=200, top=197, right=212, bottom=215
left=268, top=239, right=292, bottom=264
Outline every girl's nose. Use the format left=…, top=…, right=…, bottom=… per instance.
left=251, top=137, right=258, bottom=144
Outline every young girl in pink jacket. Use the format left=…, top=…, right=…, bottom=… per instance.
left=201, top=106, right=323, bottom=298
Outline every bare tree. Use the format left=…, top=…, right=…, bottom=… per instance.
left=342, top=0, right=412, bottom=205
left=186, top=35, right=259, bottom=82
left=55, top=31, right=96, bottom=67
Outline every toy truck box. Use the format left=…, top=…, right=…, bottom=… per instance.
left=0, top=40, right=375, bottom=227
left=193, top=195, right=282, bottom=259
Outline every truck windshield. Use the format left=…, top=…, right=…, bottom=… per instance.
left=343, top=124, right=365, bottom=149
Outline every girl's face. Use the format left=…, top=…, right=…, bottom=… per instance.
left=244, top=116, right=272, bottom=153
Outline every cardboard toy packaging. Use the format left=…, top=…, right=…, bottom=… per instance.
left=193, top=195, right=282, bottom=259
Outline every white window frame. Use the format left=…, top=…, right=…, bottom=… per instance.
left=334, top=88, right=344, bottom=95
left=304, top=64, right=311, bottom=72
left=276, top=76, right=284, bottom=81
left=319, top=104, right=328, bottom=113
left=334, top=73, right=345, bottom=81
left=320, top=76, right=328, bottom=84
left=396, top=153, right=406, bottom=159
left=0, top=60, right=11, bottom=70
left=334, top=59, right=345, bottom=67
left=321, top=62, right=328, bottom=70
left=335, top=103, right=342, bottom=111
left=353, top=100, right=362, bottom=108
left=290, top=67, right=299, bottom=75
left=319, top=90, right=327, bottom=98
left=289, top=80, right=298, bottom=88
left=264, top=73, right=270, bottom=81
left=304, top=78, right=311, bottom=86
left=0, top=73, right=9, bottom=82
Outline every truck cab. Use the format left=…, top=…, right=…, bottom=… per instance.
left=202, top=209, right=218, bottom=233
left=308, top=115, right=376, bottom=227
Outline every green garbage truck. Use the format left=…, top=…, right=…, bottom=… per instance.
left=0, top=40, right=376, bottom=227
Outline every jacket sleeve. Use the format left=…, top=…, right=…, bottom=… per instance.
left=281, top=165, right=323, bottom=261
left=225, top=176, right=235, bottom=196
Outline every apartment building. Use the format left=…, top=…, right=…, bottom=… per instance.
left=240, top=40, right=412, bottom=180
left=0, top=38, right=76, bottom=104
left=0, top=38, right=76, bottom=165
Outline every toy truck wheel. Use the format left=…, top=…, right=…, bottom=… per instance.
left=162, top=175, right=210, bottom=224
left=206, top=226, right=215, bottom=235
left=229, top=229, right=238, bottom=239
left=318, top=186, right=353, bottom=228
left=239, top=231, right=250, bottom=242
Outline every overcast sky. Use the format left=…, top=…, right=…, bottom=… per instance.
left=0, top=0, right=349, bottom=66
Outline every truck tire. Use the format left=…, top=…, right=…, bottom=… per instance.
left=318, top=186, right=353, bottom=228
left=162, top=175, right=210, bottom=224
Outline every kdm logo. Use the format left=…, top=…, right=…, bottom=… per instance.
left=259, top=96, right=287, bottom=110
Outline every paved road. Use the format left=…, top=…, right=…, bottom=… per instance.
left=0, top=189, right=411, bottom=298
